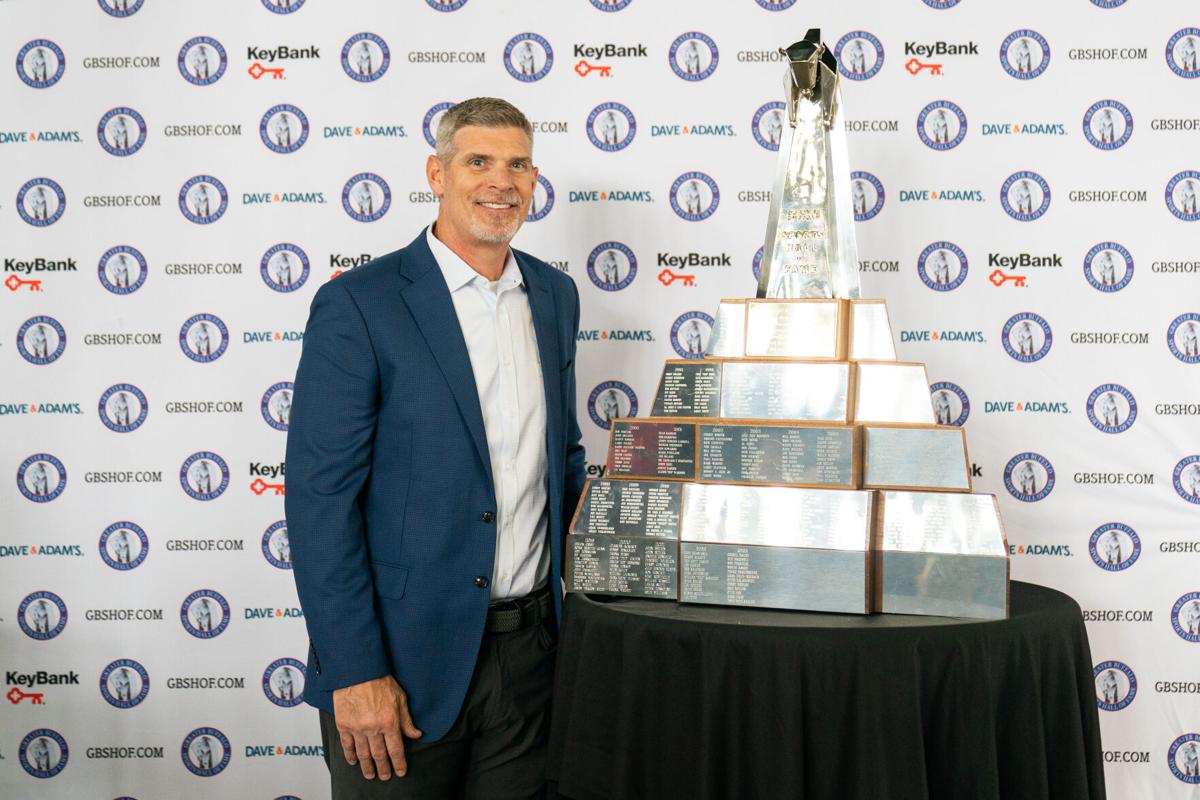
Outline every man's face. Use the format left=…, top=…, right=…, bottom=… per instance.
left=428, top=125, right=536, bottom=245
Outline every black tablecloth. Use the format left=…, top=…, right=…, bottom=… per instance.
left=547, top=581, right=1105, bottom=800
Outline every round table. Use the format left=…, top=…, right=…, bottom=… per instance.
left=546, top=581, right=1105, bottom=800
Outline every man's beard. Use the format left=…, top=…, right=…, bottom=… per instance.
left=468, top=193, right=524, bottom=243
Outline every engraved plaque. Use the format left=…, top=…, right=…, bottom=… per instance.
left=850, top=301, right=896, bottom=360
left=567, top=534, right=678, bottom=599
left=680, top=483, right=872, bottom=551
left=570, top=479, right=683, bottom=539
left=705, top=300, right=746, bottom=358
left=608, top=420, right=697, bottom=480
left=744, top=300, right=842, bottom=359
left=698, top=423, right=854, bottom=487
left=719, top=361, right=850, bottom=422
left=878, top=491, right=1007, bottom=556
left=651, top=361, right=722, bottom=418
left=854, top=362, right=935, bottom=424
left=864, top=426, right=970, bottom=491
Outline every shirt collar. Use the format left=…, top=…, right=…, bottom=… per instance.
left=425, top=225, right=522, bottom=293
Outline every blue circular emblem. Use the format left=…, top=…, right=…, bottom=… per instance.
left=1166, top=170, right=1200, bottom=221
left=17, top=178, right=66, bottom=227
left=1086, top=383, right=1136, bottom=434
left=526, top=174, right=554, bottom=222
left=1169, top=732, right=1200, bottom=783
left=587, top=242, right=637, bottom=291
left=180, top=452, right=230, bottom=501
left=17, top=315, right=67, bottom=365
left=262, top=520, right=292, bottom=569
left=504, top=33, right=553, bottom=82
left=342, top=173, right=391, bottom=223
left=178, top=37, right=227, bottom=86
left=262, top=658, right=306, bottom=707
left=260, top=0, right=305, bottom=14
left=851, top=171, right=885, bottom=222
left=921, top=0, right=962, bottom=6
left=588, top=381, right=638, bottom=430
left=1173, top=455, right=1200, bottom=504
left=1000, top=30, right=1050, bottom=79
left=589, top=0, right=632, bottom=9
left=99, top=383, right=148, bottom=433
left=100, top=658, right=150, bottom=709
left=261, top=382, right=294, bottom=431
left=1083, top=242, right=1133, bottom=292
left=1002, top=312, right=1052, bottom=363
left=1093, top=661, right=1136, bottom=711
left=180, top=589, right=231, bottom=638
left=182, top=727, right=232, bottom=776
left=97, top=107, right=147, bottom=157
left=259, top=104, right=309, bottom=154
left=835, top=31, right=884, bottom=80
left=1167, top=29, right=1200, bottom=79
left=751, top=101, right=786, bottom=151
left=179, top=313, right=229, bottom=363
left=178, top=175, right=228, bottom=224
left=16, top=40, right=66, bottom=89
left=98, top=245, right=147, bottom=295
left=19, top=728, right=68, bottom=778
left=917, top=101, right=967, bottom=150
left=670, top=171, right=719, bottom=221
left=342, top=33, right=390, bottom=82
left=1171, top=591, right=1200, bottom=642
left=1090, top=0, right=1127, bottom=6
left=261, top=243, right=309, bottom=293
left=1004, top=452, right=1055, bottom=502
left=426, top=0, right=468, bottom=9
left=99, top=521, right=149, bottom=571
left=1088, top=523, right=1140, bottom=572
left=98, top=0, right=144, bottom=17
left=669, top=32, right=718, bottom=82
left=1167, top=312, right=1200, bottom=364
left=753, top=246, right=764, bottom=282
left=754, top=0, right=797, bottom=8
left=1083, top=100, right=1133, bottom=150
left=423, top=101, right=456, bottom=148
left=930, top=381, right=970, bottom=427
left=587, top=102, right=636, bottom=152
left=1001, top=171, right=1051, bottom=221
left=18, top=590, right=68, bottom=640
left=17, top=454, right=66, bottom=503
left=917, top=241, right=967, bottom=292
left=671, top=311, right=714, bottom=359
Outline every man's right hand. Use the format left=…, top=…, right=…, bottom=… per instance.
left=332, top=675, right=423, bottom=780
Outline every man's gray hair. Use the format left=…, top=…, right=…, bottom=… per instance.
left=435, top=97, right=533, bottom=161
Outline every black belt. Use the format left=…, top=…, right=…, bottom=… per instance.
left=486, top=586, right=552, bottom=635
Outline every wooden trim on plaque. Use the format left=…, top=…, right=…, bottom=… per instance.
left=860, top=424, right=972, bottom=493
left=869, top=490, right=884, bottom=612
left=836, top=298, right=851, bottom=361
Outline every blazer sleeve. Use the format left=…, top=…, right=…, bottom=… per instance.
left=561, top=279, right=587, bottom=537
left=285, top=279, right=392, bottom=691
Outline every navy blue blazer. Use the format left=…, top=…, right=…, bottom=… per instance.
left=285, top=230, right=586, bottom=742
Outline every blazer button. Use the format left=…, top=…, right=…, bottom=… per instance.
left=481, top=511, right=495, bottom=523
left=474, top=576, right=490, bottom=588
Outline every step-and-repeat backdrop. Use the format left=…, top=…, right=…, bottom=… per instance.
left=2, top=0, right=1198, bottom=797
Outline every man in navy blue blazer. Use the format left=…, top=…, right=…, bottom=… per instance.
left=286, top=97, right=586, bottom=798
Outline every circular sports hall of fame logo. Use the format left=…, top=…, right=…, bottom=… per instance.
left=17, top=177, right=66, bottom=227
left=586, top=242, right=637, bottom=291
left=1000, top=171, right=1050, bottom=221
left=261, top=0, right=305, bottom=14
left=835, top=31, right=883, bottom=81
left=423, top=101, right=455, bottom=148
left=262, top=520, right=292, bottom=569
left=260, top=104, right=310, bottom=154
left=1002, top=312, right=1052, bottom=362
left=1083, top=242, right=1132, bottom=292
left=590, top=0, right=632, bottom=11
left=1166, top=28, right=1200, bottom=79
left=426, top=0, right=468, bottom=11
left=751, top=101, right=786, bottom=151
left=850, top=171, right=884, bottom=222
left=178, top=175, right=228, bottom=224
left=921, top=0, right=962, bottom=7
left=917, top=100, right=967, bottom=151
left=1169, top=733, right=1200, bottom=784
left=670, top=312, right=713, bottom=359
left=262, top=382, right=294, bottom=431
left=178, top=36, right=227, bottom=86
left=1082, top=100, right=1132, bottom=151
left=97, top=107, right=147, bottom=157
left=342, top=172, right=391, bottom=222
left=930, top=381, right=969, bottom=427
left=100, top=658, right=150, bottom=709
left=18, top=590, right=67, bottom=640
left=99, top=520, right=149, bottom=571
left=1088, top=522, right=1140, bottom=572
left=1168, top=312, right=1200, bottom=363
left=17, top=315, right=67, bottom=365
left=17, top=453, right=66, bottom=503
left=1086, top=383, right=1136, bottom=434
left=179, top=312, right=229, bottom=363
left=98, top=245, right=147, bottom=295
left=504, top=33, right=553, bottom=82
left=588, top=381, right=637, bottom=430
left=1000, top=30, right=1050, bottom=80
left=182, top=727, right=231, bottom=777
left=752, top=246, right=764, bottom=282
left=1166, top=170, right=1200, bottom=221
left=98, top=0, right=145, bottom=17
left=917, top=241, right=967, bottom=291
left=263, top=658, right=306, bottom=707
left=19, top=728, right=68, bottom=778
left=527, top=174, right=554, bottom=222
left=1003, top=452, right=1055, bottom=502
left=1173, top=455, right=1200, bottom=504
left=99, top=382, right=148, bottom=433
left=181, top=589, right=231, bottom=639
left=587, top=102, right=636, bottom=152
left=342, top=32, right=390, bottom=82
left=179, top=451, right=230, bottom=501
left=1172, top=591, right=1200, bottom=642
left=261, top=243, right=310, bottom=293
left=670, top=171, right=719, bottom=221
left=16, top=39, right=66, bottom=89
left=754, top=0, right=797, bottom=9
left=1092, top=661, right=1136, bottom=711
left=668, top=32, right=718, bottom=82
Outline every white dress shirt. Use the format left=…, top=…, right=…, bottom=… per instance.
left=425, top=227, right=550, bottom=601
